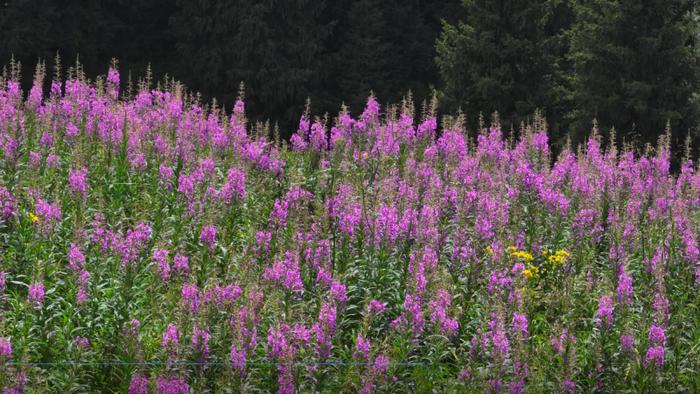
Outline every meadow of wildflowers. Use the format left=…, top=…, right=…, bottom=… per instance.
left=0, top=63, right=699, bottom=393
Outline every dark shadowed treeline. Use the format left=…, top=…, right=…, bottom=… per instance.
left=1, top=0, right=700, bottom=152
left=436, top=0, right=700, bottom=155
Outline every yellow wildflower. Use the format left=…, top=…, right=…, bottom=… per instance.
left=487, top=245, right=493, bottom=255
left=547, top=249, right=570, bottom=265
left=511, top=250, right=534, bottom=262
left=523, top=264, right=539, bottom=279
left=29, top=213, right=40, bottom=224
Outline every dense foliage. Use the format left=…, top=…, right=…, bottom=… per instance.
left=437, top=0, right=700, bottom=149
left=566, top=0, right=700, bottom=146
left=436, top=0, right=570, bottom=134
left=0, top=65, right=699, bottom=393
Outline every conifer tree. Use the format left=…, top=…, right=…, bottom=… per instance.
left=172, top=0, right=333, bottom=131
left=435, top=0, right=573, bottom=135
left=567, top=0, right=700, bottom=148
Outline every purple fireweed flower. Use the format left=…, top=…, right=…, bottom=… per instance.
left=316, top=269, right=331, bottom=287
left=620, top=334, right=635, bottom=353
left=292, top=324, right=311, bottom=345
left=162, top=324, right=180, bottom=348
left=28, top=282, right=45, bottom=305
left=354, top=333, right=371, bottom=361
left=76, top=286, right=88, bottom=305
left=126, top=319, right=141, bottom=338
left=263, top=252, right=303, bottom=292
left=200, top=225, right=217, bottom=251
left=291, top=115, right=310, bottom=151
left=66, top=122, right=79, bottom=138
left=551, top=327, right=576, bottom=355
left=192, top=326, right=211, bottom=358
left=129, top=152, right=146, bottom=170
left=67, top=243, right=85, bottom=271
left=151, top=249, right=171, bottom=280
left=276, top=364, right=294, bottom=394
left=230, top=345, right=246, bottom=373
left=573, top=208, right=603, bottom=242
left=212, top=284, right=242, bottom=306
left=392, top=293, right=424, bottom=335
left=219, top=167, right=247, bottom=202
left=39, top=132, right=53, bottom=148
left=198, top=157, right=215, bottom=177
left=457, top=368, right=471, bottom=382
left=35, top=198, right=62, bottom=233
left=155, top=375, right=189, bottom=394
left=358, top=353, right=390, bottom=393
left=509, top=379, right=525, bottom=394
left=181, top=283, right=199, bottom=313
left=267, top=324, right=292, bottom=360
left=361, top=96, right=380, bottom=123
left=512, top=312, right=529, bottom=338
left=648, top=324, right=666, bottom=346
left=29, top=151, right=40, bottom=167
left=644, top=346, right=665, bottom=368
left=129, top=374, right=149, bottom=394
left=28, top=74, right=44, bottom=107
left=73, top=336, right=89, bottom=350
left=309, top=121, right=328, bottom=151
left=617, top=270, right=633, bottom=306
left=652, top=293, right=670, bottom=324
left=0, top=338, right=11, bottom=358
left=488, top=379, right=504, bottom=393
left=106, top=66, right=120, bottom=100
left=429, top=289, right=458, bottom=337
left=173, top=253, right=189, bottom=273
left=373, top=354, right=389, bottom=375
left=159, top=165, right=174, bottom=188
left=487, top=270, right=513, bottom=294
left=368, top=299, right=387, bottom=316
left=682, top=227, right=699, bottom=263
left=595, top=295, right=614, bottom=328
left=46, top=154, right=59, bottom=168
left=77, top=270, right=90, bottom=286
left=117, top=222, right=152, bottom=265
left=177, top=174, right=195, bottom=199
left=1, top=136, right=18, bottom=161
left=329, top=279, right=347, bottom=305
left=0, top=187, right=16, bottom=221
left=488, top=313, right=509, bottom=357
left=561, top=379, right=576, bottom=394
left=313, top=303, right=337, bottom=359
left=68, top=167, right=89, bottom=198
left=255, top=231, right=272, bottom=254
left=416, top=116, right=437, bottom=139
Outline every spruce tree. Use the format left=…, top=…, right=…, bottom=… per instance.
left=435, top=0, right=573, bottom=135
left=335, top=0, right=452, bottom=114
left=172, top=0, right=332, bottom=133
left=568, top=0, right=700, bottom=148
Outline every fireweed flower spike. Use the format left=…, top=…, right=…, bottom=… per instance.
left=0, top=63, right=698, bottom=391
left=68, top=167, right=89, bottom=198
left=28, top=282, right=45, bottom=306
left=200, top=225, right=217, bottom=251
